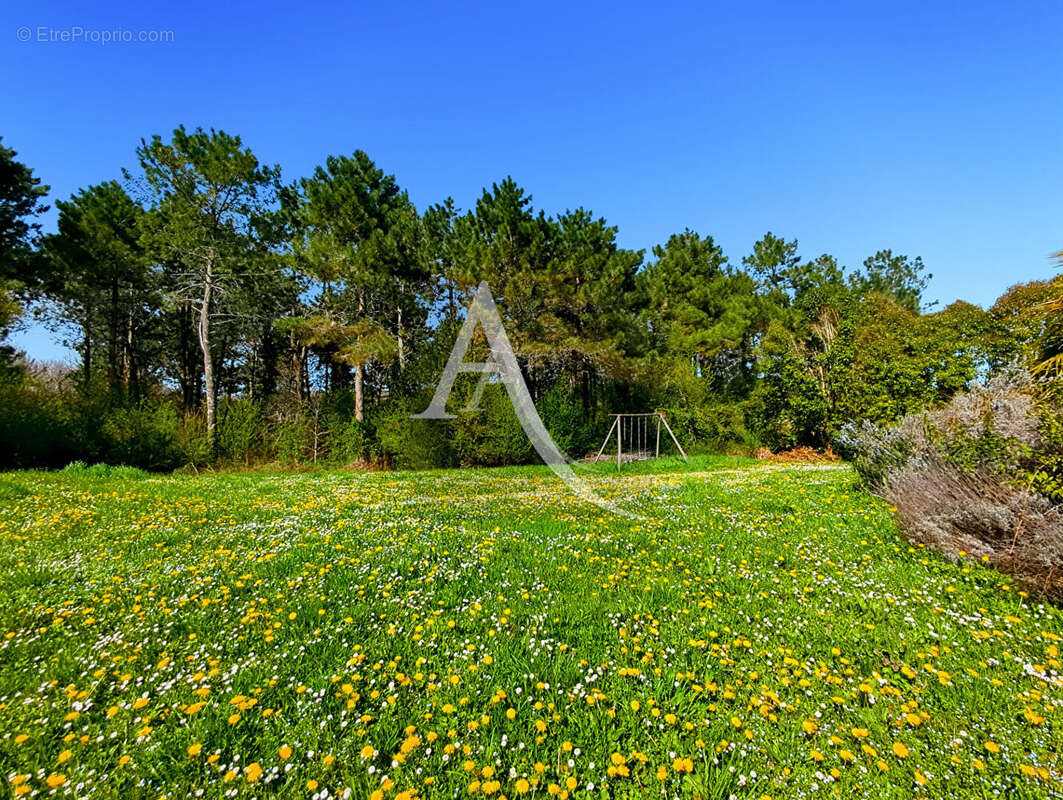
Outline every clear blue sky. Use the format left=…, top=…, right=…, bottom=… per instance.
left=4, top=0, right=1062, bottom=362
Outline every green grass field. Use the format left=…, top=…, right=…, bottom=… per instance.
left=0, top=457, right=1060, bottom=799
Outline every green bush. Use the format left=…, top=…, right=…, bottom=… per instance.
left=174, top=413, right=211, bottom=467
left=328, top=416, right=369, bottom=464
left=100, top=401, right=184, bottom=471
left=537, top=384, right=602, bottom=458
left=665, top=402, right=756, bottom=455
left=60, top=461, right=150, bottom=479
left=215, top=399, right=264, bottom=464
left=272, top=414, right=312, bottom=465
left=453, top=384, right=534, bottom=467
left=373, top=400, right=457, bottom=470
left=0, top=371, right=87, bottom=469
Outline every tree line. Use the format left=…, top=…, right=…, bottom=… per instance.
left=0, top=128, right=1060, bottom=470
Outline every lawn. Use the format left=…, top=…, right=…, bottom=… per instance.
left=0, top=457, right=1060, bottom=799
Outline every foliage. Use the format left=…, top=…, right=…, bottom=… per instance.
left=849, top=249, right=931, bottom=313
left=42, top=181, right=155, bottom=395
left=5, top=128, right=1060, bottom=471
left=282, top=151, right=426, bottom=422
left=0, top=136, right=49, bottom=285
left=0, top=367, right=82, bottom=469
left=1027, top=376, right=1063, bottom=504
left=373, top=402, right=458, bottom=470
left=58, top=461, right=150, bottom=479
left=535, top=383, right=601, bottom=457
left=452, top=383, right=535, bottom=467
left=0, top=137, right=49, bottom=359
left=99, top=401, right=184, bottom=471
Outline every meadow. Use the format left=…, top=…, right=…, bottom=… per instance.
left=0, top=456, right=1060, bottom=799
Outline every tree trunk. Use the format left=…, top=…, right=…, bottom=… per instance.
left=354, top=365, right=364, bottom=422
left=261, top=320, right=278, bottom=398
left=82, top=323, right=92, bottom=392
left=216, top=329, right=230, bottom=405
left=123, top=307, right=134, bottom=397
left=108, top=277, right=119, bottom=389
left=289, top=329, right=301, bottom=398
left=198, top=256, right=216, bottom=453
left=354, top=288, right=365, bottom=422
left=581, top=362, right=590, bottom=412
left=300, top=347, right=310, bottom=401
left=396, top=304, right=405, bottom=372
left=186, top=305, right=198, bottom=411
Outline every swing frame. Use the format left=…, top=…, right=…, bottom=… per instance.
left=593, top=412, right=688, bottom=471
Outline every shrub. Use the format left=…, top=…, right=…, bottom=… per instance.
left=272, top=413, right=312, bottom=465
left=60, top=462, right=150, bottom=479
left=0, top=370, right=83, bottom=468
left=373, top=401, right=457, bottom=470
left=329, top=416, right=370, bottom=464
left=453, top=384, right=534, bottom=467
left=174, top=413, right=211, bottom=467
left=537, top=384, right=602, bottom=458
left=665, top=402, right=755, bottom=455
left=834, top=418, right=912, bottom=490
left=100, top=401, right=184, bottom=471
left=883, top=452, right=1062, bottom=591
left=215, top=399, right=264, bottom=464
left=1027, top=377, right=1063, bottom=503
left=838, top=367, right=1063, bottom=597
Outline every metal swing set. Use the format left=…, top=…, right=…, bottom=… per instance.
left=593, top=412, right=688, bottom=471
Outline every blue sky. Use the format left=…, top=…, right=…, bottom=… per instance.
left=4, top=0, right=1062, bottom=362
